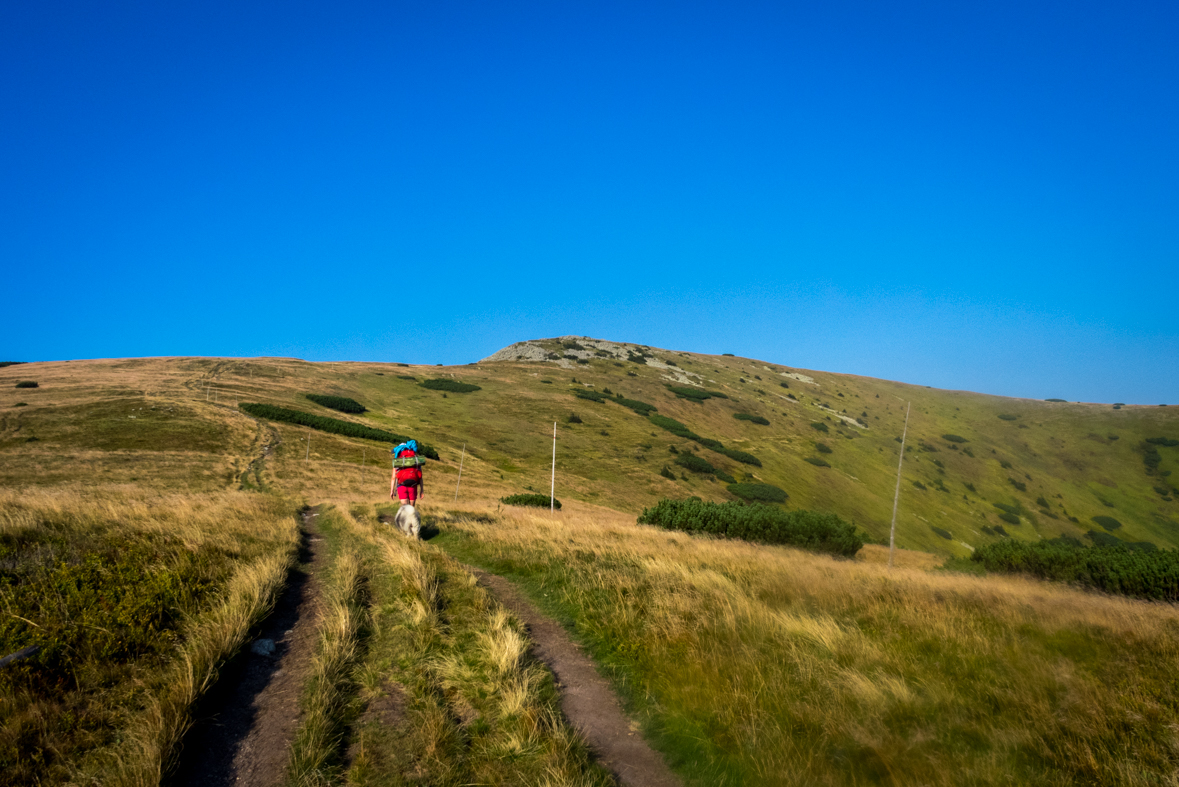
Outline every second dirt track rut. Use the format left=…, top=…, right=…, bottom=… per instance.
left=469, top=567, right=682, bottom=787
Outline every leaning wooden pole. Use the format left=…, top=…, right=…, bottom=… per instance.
left=454, top=443, right=466, bottom=502
left=550, top=422, right=557, bottom=513
left=888, top=401, right=912, bottom=569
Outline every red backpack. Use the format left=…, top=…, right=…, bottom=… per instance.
left=395, top=449, right=422, bottom=484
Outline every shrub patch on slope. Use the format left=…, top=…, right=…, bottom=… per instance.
left=638, top=498, right=862, bottom=557
left=239, top=403, right=439, bottom=459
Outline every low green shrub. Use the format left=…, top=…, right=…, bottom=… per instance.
left=719, top=447, right=761, bottom=466
left=912, top=480, right=927, bottom=490
left=993, top=503, right=1021, bottom=515
left=614, top=396, right=656, bottom=415
left=567, top=413, right=582, bottom=424
left=648, top=414, right=760, bottom=465
left=998, top=414, right=1018, bottom=421
left=733, top=413, right=770, bottom=425
left=15, top=381, right=38, bottom=389
left=574, top=388, right=607, bottom=403
left=638, top=499, right=862, bottom=557
left=660, top=465, right=675, bottom=480
left=675, top=453, right=716, bottom=474
left=1045, top=398, right=1067, bottom=403
left=810, top=422, right=829, bottom=433
left=931, top=526, right=953, bottom=540
left=501, top=493, right=560, bottom=510
left=998, top=512, right=1021, bottom=525
left=943, top=434, right=968, bottom=443
left=305, top=394, right=366, bottom=414
left=420, top=379, right=482, bottom=393
left=805, top=457, right=831, bottom=468
left=999, top=459, right=1013, bottom=469
left=779, top=381, right=790, bottom=388
left=727, top=483, right=788, bottom=503
left=714, top=469, right=737, bottom=483
left=397, top=374, right=417, bottom=380
left=13, top=402, right=27, bottom=407
left=965, top=482, right=977, bottom=493
left=972, top=538, right=1178, bottom=601
left=815, top=442, right=832, bottom=454
left=0, top=362, right=25, bottom=368
left=665, top=384, right=728, bottom=402
left=1009, top=478, right=1027, bottom=492
left=722, top=353, right=735, bottom=356
left=1147, top=437, right=1179, bottom=447
left=238, top=403, right=439, bottom=458
left=1092, top=515, right=1123, bottom=531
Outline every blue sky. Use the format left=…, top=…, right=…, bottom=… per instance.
left=3, top=1, right=1177, bottom=403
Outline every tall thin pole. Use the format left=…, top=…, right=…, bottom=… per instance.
left=454, top=442, right=466, bottom=502
left=305, top=427, right=311, bottom=461
left=550, top=422, right=557, bottom=513
left=888, top=402, right=911, bottom=569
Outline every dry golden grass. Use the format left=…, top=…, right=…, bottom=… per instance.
left=100, top=548, right=297, bottom=786
left=437, top=503, right=1179, bottom=786
left=0, top=486, right=298, bottom=786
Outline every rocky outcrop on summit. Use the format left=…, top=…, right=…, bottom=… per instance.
left=480, top=337, right=703, bottom=386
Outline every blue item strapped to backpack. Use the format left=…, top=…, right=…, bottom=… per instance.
left=393, top=439, right=419, bottom=458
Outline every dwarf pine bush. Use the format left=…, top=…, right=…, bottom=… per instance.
left=14, top=381, right=37, bottom=389
left=675, top=453, right=716, bottom=474
left=1092, top=515, right=1123, bottom=530
left=733, top=413, right=770, bottom=425
left=239, top=403, right=439, bottom=459
left=666, top=384, right=729, bottom=402
left=420, top=379, right=482, bottom=393
left=638, top=498, right=862, bottom=557
left=972, top=539, right=1178, bottom=601
left=501, top=493, right=560, bottom=510
left=305, top=394, right=366, bottom=414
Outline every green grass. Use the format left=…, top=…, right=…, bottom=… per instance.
left=726, top=482, right=787, bottom=503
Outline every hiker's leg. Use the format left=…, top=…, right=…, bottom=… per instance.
left=397, top=484, right=410, bottom=505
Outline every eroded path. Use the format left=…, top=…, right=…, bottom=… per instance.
left=469, top=568, right=682, bottom=787
left=172, top=508, right=326, bottom=787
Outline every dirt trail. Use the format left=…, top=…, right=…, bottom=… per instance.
left=469, top=568, right=682, bottom=787
left=172, top=509, right=325, bottom=787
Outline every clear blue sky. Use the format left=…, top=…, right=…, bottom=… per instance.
left=3, top=1, right=1177, bottom=403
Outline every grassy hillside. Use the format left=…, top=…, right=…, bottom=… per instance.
left=2, top=340, right=1177, bottom=555
left=2, top=340, right=1178, bottom=785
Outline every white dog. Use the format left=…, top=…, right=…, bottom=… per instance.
left=394, top=504, right=421, bottom=539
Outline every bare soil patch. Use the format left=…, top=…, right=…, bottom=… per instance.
left=171, top=508, right=326, bottom=787
left=469, top=568, right=681, bottom=787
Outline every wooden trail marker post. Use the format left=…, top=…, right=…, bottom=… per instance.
left=888, top=402, right=912, bottom=569
left=454, top=443, right=466, bottom=502
left=305, top=427, right=311, bottom=461
left=550, top=422, right=557, bottom=513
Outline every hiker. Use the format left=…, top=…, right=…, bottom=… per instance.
left=391, top=440, right=425, bottom=505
